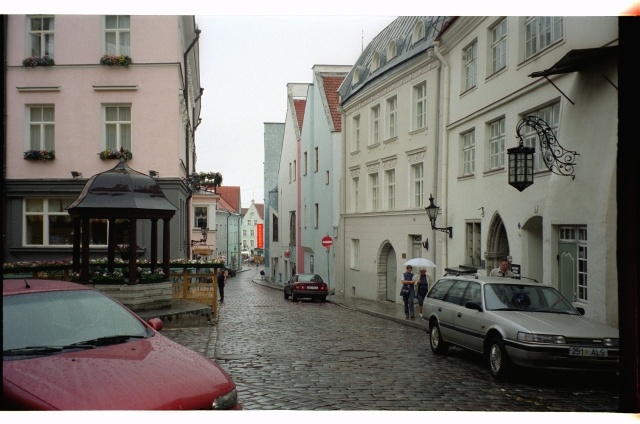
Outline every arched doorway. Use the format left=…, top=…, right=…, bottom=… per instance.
left=521, top=216, right=543, bottom=283
left=485, top=213, right=510, bottom=273
left=377, top=242, right=397, bottom=302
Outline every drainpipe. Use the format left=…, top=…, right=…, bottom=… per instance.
left=432, top=41, right=450, bottom=272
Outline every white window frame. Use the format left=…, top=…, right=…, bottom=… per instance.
left=410, top=163, right=424, bottom=208
left=370, top=105, right=380, bottom=146
left=28, top=16, right=55, bottom=58
left=386, top=95, right=397, bottom=139
left=351, top=177, right=359, bottom=213
left=385, top=169, right=395, bottom=210
left=462, top=130, right=476, bottom=175
left=463, top=40, right=478, bottom=91
left=491, top=18, right=507, bottom=74
left=23, top=198, right=75, bottom=246
left=412, top=20, right=425, bottom=45
left=524, top=17, right=563, bottom=59
left=303, top=152, right=308, bottom=176
left=352, top=115, right=361, bottom=152
left=27, top=105, right=55, bottom=151
left=104, top=15, right=131, bottom=56
left=351, top=239, right=360, bottom=269
left=560, top=225, right=588, bottom=302
left=413, top=81, right=427, bottom=131
left=369, top=172, right=379, bottom=212
left=314, top=203, right=319, bottom=228
left=522, top=102, right=561, bottom=172
left=293, top=160, right=297, bottom=181
left=489, top=118, right=506, bottom=170
left=314, top=147, right=319, bottom=172
left=194, top=205, right=208, bottom=228
left=465, top=221, right=482, bottom=267
left=103, top=105, right=131, bottom=151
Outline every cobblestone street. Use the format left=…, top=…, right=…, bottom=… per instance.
left=162, top=268, right=620, bottom=411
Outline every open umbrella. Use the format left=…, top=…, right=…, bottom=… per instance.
left=403, top=258, right=436, bottom=268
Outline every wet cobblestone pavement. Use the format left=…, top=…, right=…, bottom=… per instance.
left=162, top=268, right=620, bottom=412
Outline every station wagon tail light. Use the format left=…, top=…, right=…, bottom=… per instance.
left=603, top=338, right=619, bottom=347
left=517, top=332, right=566, bottom=344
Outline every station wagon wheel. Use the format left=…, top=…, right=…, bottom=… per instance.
left=487, top=336, right=512, bottom=380
left=429, top=322, right=449, bottom=354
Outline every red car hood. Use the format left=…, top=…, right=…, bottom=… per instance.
left=3, top=335, right=236, bottom=410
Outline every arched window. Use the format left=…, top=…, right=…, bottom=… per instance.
left=412, top=20, right=425, bottom=44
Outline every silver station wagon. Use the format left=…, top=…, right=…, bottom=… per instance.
left=423, top=274, right=619, bottom=380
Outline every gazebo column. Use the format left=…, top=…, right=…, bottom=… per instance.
left=151, top=218, right=158, bottom=272
left=81, top=217, right=90, bottom=280
left=163, top=218, right=171, bottom=277
left=72, top=218, right=81, bottom=274
left=128, top=218, right=138, bottom=284
left=108, top=218, right=116, bottom=274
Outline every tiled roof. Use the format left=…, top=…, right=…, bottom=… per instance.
left=217, top=197, right=235, bottom=213
left=294, top=99, right=306, bottom=132
left=321, top=75, right=346, bottom=132
left=254, top=203, right=264, bottom=220
left=215, top=186, right=241, bottom=213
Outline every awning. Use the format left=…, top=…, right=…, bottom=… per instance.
left=528, top=46, right=617, bottom=77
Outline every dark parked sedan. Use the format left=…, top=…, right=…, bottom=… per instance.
left=284, top=273, right=328, bottom=302
left=423, top=274, right=619, bottom=380
left=3, top=279, right=241, bottom=410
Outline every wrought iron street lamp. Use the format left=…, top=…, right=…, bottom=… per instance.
left=425, top=194, right=452, bottom=238
left=508, top=116, right=579, bottom=191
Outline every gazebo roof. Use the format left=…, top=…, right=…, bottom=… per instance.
left=67, top=159, right=177, bottom=219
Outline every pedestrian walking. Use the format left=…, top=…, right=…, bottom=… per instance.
left=415, top=267, right=430, bottom=317
left=217, top=268, right=226, bottom=303
left=400, top=265, right=416, bottom=319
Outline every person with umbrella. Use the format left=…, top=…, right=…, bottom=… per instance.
left=400, top=265, right=416, bottom=319
left=415, top=267, right=431, bottom=317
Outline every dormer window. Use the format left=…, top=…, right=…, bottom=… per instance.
left=412, top=20, right=425, bottom=45
left=351, top=66, right=365, bottom=86
left=387, top=40, right=397, bottom=60
left=371, top=52, right=381, bottom=72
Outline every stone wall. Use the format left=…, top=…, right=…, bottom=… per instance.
left=95, top=281, right=173, bottom=311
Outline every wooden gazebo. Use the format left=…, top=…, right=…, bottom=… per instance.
left=66, top=159, right=177, bottom=283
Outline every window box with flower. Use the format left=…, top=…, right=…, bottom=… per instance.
left=24, top=149, right=55, bottom=161
left=23, top=56, right=55, bottom=67
left=100, top=54, right=132, bottom=67
left=91, top=269, right=125, bottom=284
left=138, top=268, right=165, bottom=283
left=99, top=148, right=133, bottom=161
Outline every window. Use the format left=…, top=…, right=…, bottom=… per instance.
left=351, top=177, right=359, bottom=212
left=250, top=229, right=254, bottom=237
left=463, top=41, right=478, bottom=91
left=412, top=20, right=425, bottom=44
left=413, top=81, right=427, bottom=130
left=387, top=96, right=397, bottom=139
left=370, top=105, right=380, bottom=145
left=289, top=163, right=292, bottom=183
left=351, top=239, right=360, bottom=269
left=462, top=130, right=476, bottom=175
left=194, top=206, right=207, bottom=228
left=289, top=211, right=296, bottom=245
left=104, top=15, right=131, bottom=56
left=314, top=147, right=319, bottom=172
left=387, top=40, right=397, bottom=59
left=293, top=160, right=297, bottom=181
left=489, top=118, right=506, bottom=170
left=104, top=105, right=131, bottom=151
left=325, top=171, right=330, bottom=185
left=491, top=18, right=507, bottom=74
left=411, top=163, right=424, bottom=208
left=28, top=106, right=55, bottom=151
left=525, top=17, right=563, bottom=59
left=352, top=115, right=361, bottom=152
left=559, top=225, right=588, bottom=302
left=385, top=169, right=395, bottom=210
left=243, top=230, right=246, bottom=237
left=28, top=16, right=54, bottom=58
left=369, top=173, right=379, bottom=211
left=522, top=102, right=560, bottom=172
left=411, top=235, right=422, bottom=259
left=465, top=222, right=482, bottom=267
left=371, top=52, right=381, bottom=71
left=272, top=214, right=279, bottom=242
left=314, top=203, right=319, bottom=228
left=303, top=152, right=308, bottom=176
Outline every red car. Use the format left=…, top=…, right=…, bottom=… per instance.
left=3, top=279, right=241, bottom=410
left=284, top=273, right=329, bottom=302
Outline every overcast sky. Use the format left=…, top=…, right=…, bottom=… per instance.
left=11, top=2, right=634, bottom=208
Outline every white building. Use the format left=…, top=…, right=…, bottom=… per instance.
left=241, top=199, right=264, bottom=257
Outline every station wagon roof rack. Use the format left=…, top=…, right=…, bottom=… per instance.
left=443, top=266, right=478, bottom=277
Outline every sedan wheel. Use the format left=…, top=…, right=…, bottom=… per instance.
left=284, top=290, right=289, bottom=300
left=488, top=336, right=512, bottom=380
left=429, top=322, right=449, bottom=354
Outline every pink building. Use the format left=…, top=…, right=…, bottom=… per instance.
left=4, top=15, right=203, bottom=263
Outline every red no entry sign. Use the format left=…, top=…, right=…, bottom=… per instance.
left=321, top=236, right=333, bottom=248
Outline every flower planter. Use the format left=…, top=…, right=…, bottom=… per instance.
left=93, top=279, right=125, bottom=285
left=139, top=278, right=164, bottom=284
left=119, top=249, right=146, bottom=261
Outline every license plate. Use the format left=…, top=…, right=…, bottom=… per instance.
left=569, top=347, right=608, bottom=357
left=307, top=286, right=318, bottom=290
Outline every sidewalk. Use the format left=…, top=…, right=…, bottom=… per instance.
left=252, top=272, right=427, bottom=330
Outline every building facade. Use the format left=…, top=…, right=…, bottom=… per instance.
left=4, top=15, right=203, bottom=263
left=241, top=199, right=264, bottom=257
